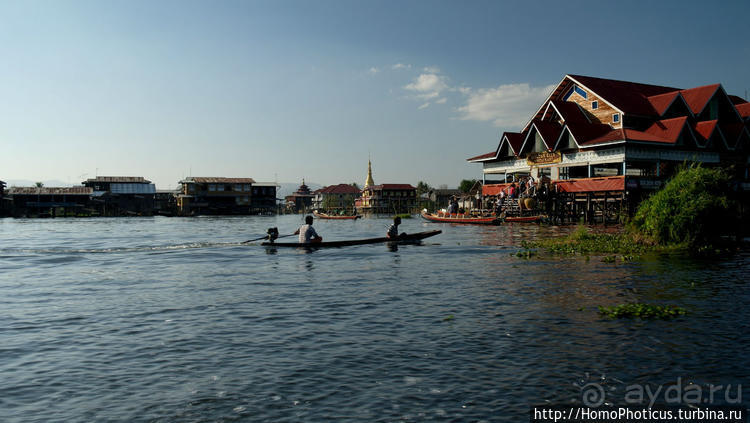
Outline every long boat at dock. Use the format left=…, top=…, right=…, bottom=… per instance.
left=420, top=211, right=544, bottom=224
left=312, top=211, right=362, bottom=220
left=420, top=211, right=502, bottom=225
left=261, top=230, right=441, bottom=248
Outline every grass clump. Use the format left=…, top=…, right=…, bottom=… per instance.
left=598, top=303, right=687, bottom=320
left=395, top=213, right=412, bottom=219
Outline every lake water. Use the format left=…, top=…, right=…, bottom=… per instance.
left=1, top=215, right=748, bottom=422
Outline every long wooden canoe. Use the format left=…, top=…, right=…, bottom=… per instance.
left=312, top=211, right=362, bottom=220
left=420, top=211, right=502, bottom=225
left=261, top=230, right=441, bottom=248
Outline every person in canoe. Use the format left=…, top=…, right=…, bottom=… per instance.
left=294, top=215, right=323, bottom=244
left=386, top=216, right=406, bottom=239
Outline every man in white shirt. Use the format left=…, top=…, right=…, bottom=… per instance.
left=294, top=215, right=323, bottom=244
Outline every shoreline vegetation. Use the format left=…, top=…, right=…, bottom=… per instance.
left=523, top=164, right=740, bottom=258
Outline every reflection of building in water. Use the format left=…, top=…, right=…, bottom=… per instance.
left=469, top=74, right=750, bottom=221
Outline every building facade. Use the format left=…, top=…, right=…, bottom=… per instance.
left=313, top=184, right=361, bottom=212
left=355, top=160, right=416, bottom=214
left=285, top=180, right=314, bottom=213
left=6, top=187, right=93, bottom=217
left=251, top=182, right=278, bottom=214
left=177, top=177, right=256, bottom=215
left=82, top=176, right=156, bottom=216
left=468, top=74, right=750, bottom=202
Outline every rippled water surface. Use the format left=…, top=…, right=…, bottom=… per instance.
left=1, top=216, right=749, bottom=422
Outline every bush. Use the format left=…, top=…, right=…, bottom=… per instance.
left=630, top=165, right=734, bottom=249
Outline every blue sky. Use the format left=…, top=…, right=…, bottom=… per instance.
left=1, top=0, right=749, bottom=189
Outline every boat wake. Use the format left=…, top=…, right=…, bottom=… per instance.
left=0, top=241, right=247, bottom=255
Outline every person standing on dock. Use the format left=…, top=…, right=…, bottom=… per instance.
left=294, top=215, right=323, bottom=244
left=387, top=216, right=406, bottom=239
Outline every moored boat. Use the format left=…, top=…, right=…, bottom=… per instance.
left=420, top=211, right=502, bottom=225
left=504, top=215, right=543, bottom=223
left=261, top=230, right=441, bottom=248
left=312, top=210, right=362, bottom=220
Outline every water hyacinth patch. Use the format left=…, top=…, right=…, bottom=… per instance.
left=597, top=303, right=687, bottom=320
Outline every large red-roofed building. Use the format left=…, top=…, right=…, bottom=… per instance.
left=468, top=74, right=750, bottom=195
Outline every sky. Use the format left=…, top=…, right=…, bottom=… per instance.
left=1, top=0, right=749, bottom=189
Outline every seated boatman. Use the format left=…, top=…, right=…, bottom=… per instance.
left=294, top=215, right=323, bottom=244
left=386, top=216, right=406, bottom=239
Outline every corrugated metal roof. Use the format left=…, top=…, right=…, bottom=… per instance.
left=8, top=187, right=94, bottom=195
left=84, top=176, right=151, bottom=184
left=181, top=177, right=256, bottom=184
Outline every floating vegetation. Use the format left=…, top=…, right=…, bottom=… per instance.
left=442, top=314, right=455, bottom=321
left=598, top=303, right=687, bottom=320
left=396, top=213, right=412, bottom=219
left=522, top=225, right=661, bottom=256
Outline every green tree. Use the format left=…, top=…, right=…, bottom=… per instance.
left=350, top=182, right=360, bottom=190
left=458, top=179, right=478, bottom=193
left=416, top=181, right=432, bottom=196
left=35, top=182, right=44, bottom=188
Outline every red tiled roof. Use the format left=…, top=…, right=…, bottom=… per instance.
left=580, top=117, right=688, bottom=146
left=316, top=184, right=361, bottom=194
left=579, top=128, right=626, bottom=146
left=646, top=92, right=681, bottom=116
left=555, top=176, right=625, bottom=193
left=567, top=74, right=680, bottom=116
left=693, top=120, right=718, bottom=145
left=679, top=84, right=720, bottom=115
left=564, top=121, right=613, bottom=146
left=736, top=102, right=750, bottom=118
left=728, top=95, right=747, bottom=105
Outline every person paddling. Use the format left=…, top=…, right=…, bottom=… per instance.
left=294, top=215, right=323, bottom=244
left=386, top=216, right=406, bottom=239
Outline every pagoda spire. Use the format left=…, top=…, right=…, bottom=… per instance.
left=364, top=159, right=375, bottom=188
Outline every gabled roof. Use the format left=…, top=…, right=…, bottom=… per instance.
left=466, top=132, right=523, bottom=162
left=567, top=74, right=680, bottom=116
left=316, top=184, right=361, bottom=194
left=520, top=121, right=560, bottom=154
left=548, top=100, right=590, bottom=125
left=679, top=84, right=721, bottom=115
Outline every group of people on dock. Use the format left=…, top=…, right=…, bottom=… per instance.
left=491, top=176, right=560, bottom=216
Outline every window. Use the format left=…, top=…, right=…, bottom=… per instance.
left=592, top=101, right=598, bottom=109
left=612, top=113, right=620, bottom=123
left=562, top=85, right=588, bottom=101
left=209, top=184, right=217, bottom=191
